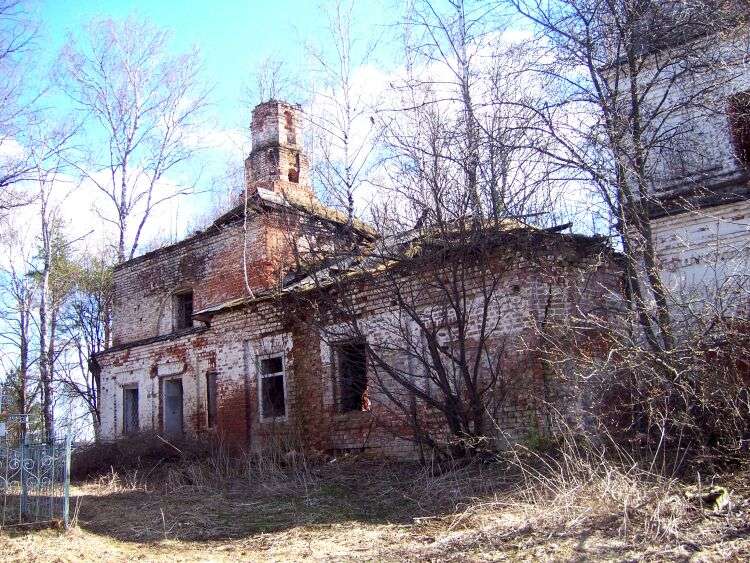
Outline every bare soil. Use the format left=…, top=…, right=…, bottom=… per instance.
left=0, top=459, right=748, bottom=562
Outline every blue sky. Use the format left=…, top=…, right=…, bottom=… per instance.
left=38, top=0, right=393, bottom=132
left=31, top=0, right=398, bottom=240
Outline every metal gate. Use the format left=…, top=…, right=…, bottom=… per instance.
left=0, top=410, right=72, bottom=528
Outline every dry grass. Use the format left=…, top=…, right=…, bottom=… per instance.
left=1, top=445, right=748, bottom=562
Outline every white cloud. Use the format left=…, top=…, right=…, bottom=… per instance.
left=0, top=138, right=25, bottom=159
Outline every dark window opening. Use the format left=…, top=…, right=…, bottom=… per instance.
left=206, top=371, right=218, bottom=429
left=288, top=152, right=300, bottom=183
left=728, top=91, right=750, bottom=168
left=336, top=340, right=369, bottom=412
left=123, top=387, right=139, bottom=434
left=259, top=355, right=286, bottom=419
left=174, top=291, right=193, bottom=330
left=163, top=378, right=184, bottom=435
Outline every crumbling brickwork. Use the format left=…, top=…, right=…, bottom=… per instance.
left=245, top=100, right=312, bottom=197
left=96, top=100, right=621, bottom=458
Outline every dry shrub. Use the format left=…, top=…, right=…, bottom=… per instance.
left=71, top=431, right=216, bottom=481
left=540, top=300, right=750, bottom=473
left=73, top=431, right=318, bottom=494
left=497, top=428, right=702, bottom=545
left=161, top=447, right=314, bottom=494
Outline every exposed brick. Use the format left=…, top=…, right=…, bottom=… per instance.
left=96, top=100, right=622, bottom=459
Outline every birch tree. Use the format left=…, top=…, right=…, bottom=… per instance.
left=307, top=0, right=382, bottom=227
left=57, top=17, right=211, bottom=263
left=0, top=228, right=36, bottom=441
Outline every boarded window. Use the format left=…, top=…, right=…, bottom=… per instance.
left=206, top=371, right=218, bottom=429
left=123, top=387, right=139, bottom=434
left=335, top=340, right=369, bottom=412
left=259, top=355, right=286, bottom=419
left=728, top=91, right=750, bottom=168
left=163, top=378, right=184, bottom=435
left=174, top=291, right=193, bottom=330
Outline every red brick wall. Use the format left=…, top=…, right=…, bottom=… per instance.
left=99, top=240, right=620, bottom=458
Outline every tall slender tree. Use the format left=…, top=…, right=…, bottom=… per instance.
left=57, top=17, right=211, bottom=263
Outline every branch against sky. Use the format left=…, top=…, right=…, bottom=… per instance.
left=375, top=0, right=555, bottom=231
left=56, top=16, right=212, bottom=263
left=276, top=1, right=570, bottom=459
left=0, top=0, right=42, bottom=205
left=508, top=0, right=746, bottom=353
left=247, top=55, right=298, bottom=106
left=306, top=0, right=385, bottom=227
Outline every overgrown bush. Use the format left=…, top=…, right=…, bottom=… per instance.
left=71, top=430, right=319, bottom=492
left=538, top=296, right=750, bottom=474
left=71, top=432, right=217, bottom=480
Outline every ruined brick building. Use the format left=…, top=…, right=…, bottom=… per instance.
left=91, top=7, right=750, bottom=457
left=93, top=99, right=622, bottom=456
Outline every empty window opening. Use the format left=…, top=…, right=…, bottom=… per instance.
left=174, top=291, right=193, bottom=330
left=336, top=340, right=369, bottom=412
left=163, top=378, right=184, bottom=435
left=206, top=371, right=218, bottom=429
left=259, top=355, right=286, bottom=419
left=284, top=110, right=296, bottom=145
left=728, top=91, right=750, bottom=168
left=288, top=152, right=300, bottom=183
left=123, top=386, right=139, bottom=434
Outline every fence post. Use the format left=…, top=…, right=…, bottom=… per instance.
left=63, top=432, right=71, bottom=528
left=19, top=434, right=28, bottom=522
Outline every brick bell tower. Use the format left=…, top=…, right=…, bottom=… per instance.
left=244, top=100, right=313, bottom=200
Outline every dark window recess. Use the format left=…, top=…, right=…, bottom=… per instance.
left=336, top=340, right=368, bottom=412
left=728, top=91, right=750, bottom=168
left=206, top=371, right=218, bottom=429
left=267, top=147, right=279, bottom=168
left=174, top=291, right=193, bottom=330
left=123, top=387, right=139, bottom=434
left=288, top=152, right=300, bottom=183
left=260, top=356, right=285, bottom=418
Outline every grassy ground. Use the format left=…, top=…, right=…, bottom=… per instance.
left=0, top=457, right=748, bottom=562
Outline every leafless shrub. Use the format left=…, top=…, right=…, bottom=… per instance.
left=506, top=437, right=690, bottom=542
left=72, top=431, right=318, bottom=494
left=71, top=431, right=216, bottom=481
left=533, top=277, right=750, bottom=473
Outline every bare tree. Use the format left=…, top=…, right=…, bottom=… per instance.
left=306, top=0, right=383, bottom=226
left=280, top=0, right=593, bottom=459
left=0, top=226, right=36, bottom=441
left=508, top=0, right=750, bottom=461
left=510, top=0, right=744, bottom=349
left=249, top=55, right=295, bottom=104
left=57, top=17, right=211, bottom=263
left=58, top=251, right=113, bottom=440
left=0, top=0, right=39, bottom=207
